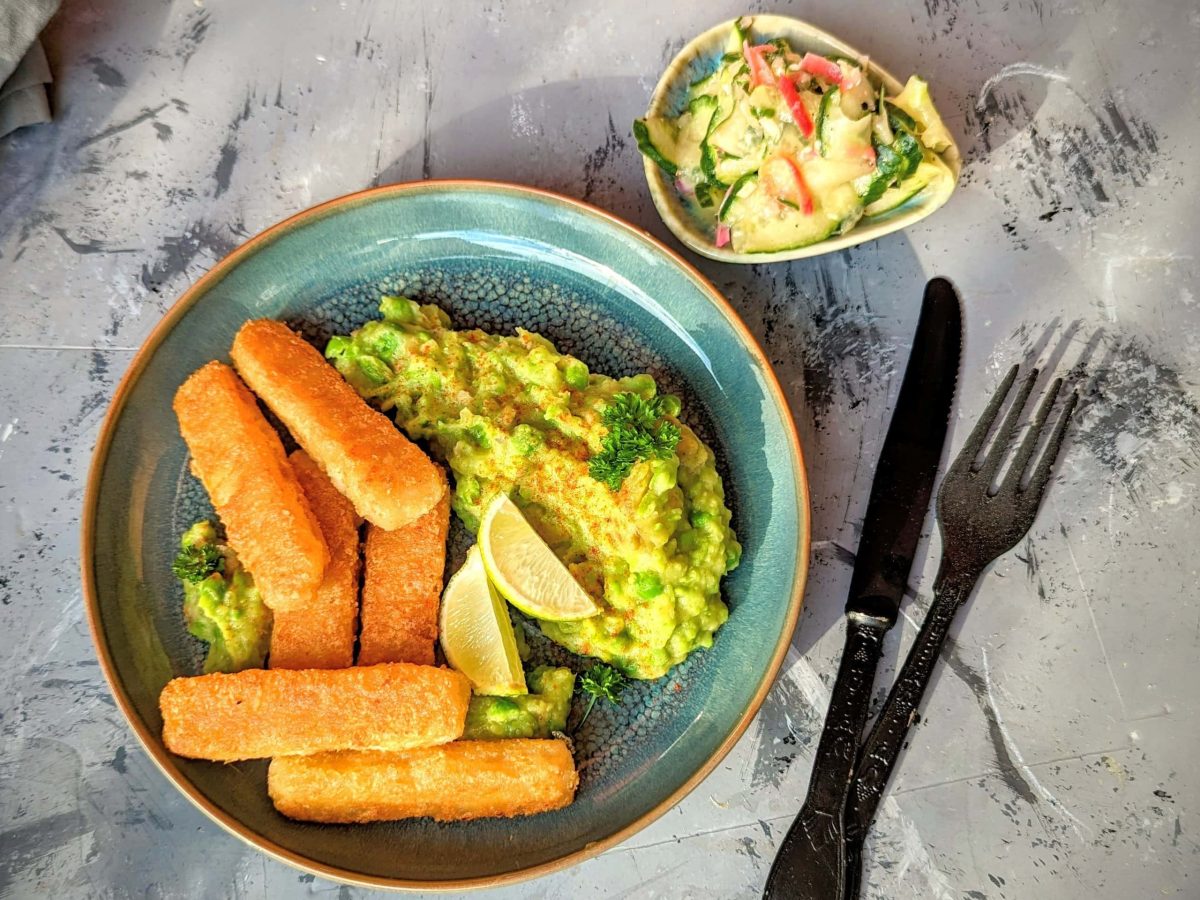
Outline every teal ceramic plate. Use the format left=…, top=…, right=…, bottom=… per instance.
left=83, top=181, right=809, bottom=891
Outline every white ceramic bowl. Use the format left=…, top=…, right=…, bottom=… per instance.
left=640, top=15, right=962, bottom=263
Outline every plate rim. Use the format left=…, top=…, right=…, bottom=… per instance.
left=80, top=179, right=810, bottom=892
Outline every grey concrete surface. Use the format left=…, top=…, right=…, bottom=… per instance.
left=1, top=0, right=1197, bottom=897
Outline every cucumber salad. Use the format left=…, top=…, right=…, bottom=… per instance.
left=634, top=19, right=955, bottom=254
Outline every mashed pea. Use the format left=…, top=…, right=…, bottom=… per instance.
left=175, top=521, right=272, bottom=673
left=329, top=297, right=740, bottom=680
left=463, top=666, right=575, bottom=739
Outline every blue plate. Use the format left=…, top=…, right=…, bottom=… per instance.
left=83, top=181, right=809, bottom=890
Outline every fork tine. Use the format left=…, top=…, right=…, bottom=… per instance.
left=976, top=367, right=1039, bottom=480
left=958, top=364, right=1019, bottom=466
left=998, top=377, right=1063, bottom=494
left=1022, top=391, right=1080, bottom=496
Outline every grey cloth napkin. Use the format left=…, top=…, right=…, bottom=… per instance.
left=1, top=0, right=63, bottom=137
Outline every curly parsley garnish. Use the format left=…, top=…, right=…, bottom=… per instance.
left=588, top=392, right=681, bottom=490
left=171, top=544, right=225, bottom=583
left=577, top=663, right=629, bottom=727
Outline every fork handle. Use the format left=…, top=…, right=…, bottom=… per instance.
left=841, top=562, right=978, bottom=894
left=763, top=612, right=889, bottom=899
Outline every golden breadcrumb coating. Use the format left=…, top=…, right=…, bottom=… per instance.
left=230, top=320, right=445, bottom=530
left=268, top=739, right=577, bottom=822
left=358, top=471, right=450, bottom=666
left=270, top=450, right=362, bottom=669
left=173, top=361, right=327, bottom=612
left=160, top=663, right=470, bottom=761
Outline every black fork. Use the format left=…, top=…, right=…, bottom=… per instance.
left=841, top=365, right=1079, bottom=899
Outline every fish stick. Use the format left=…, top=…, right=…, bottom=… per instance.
left=173, top=361, right=327, bottom=612
left=160, top=663, right=470, bottom=761
left=267, top=740, right=578, bottom=823
left=230, top=320, right=445, bottom=531
left=358, top=472, right=450, bottom=666
left=270, top=450, right=363, bottom=670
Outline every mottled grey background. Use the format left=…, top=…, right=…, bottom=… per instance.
left=1, top=0, right=1197, bottom=897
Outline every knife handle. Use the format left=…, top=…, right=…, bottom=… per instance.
left=806, top=612, right=890, bottom=814
left=843, top=563, right=978, bottom=866
left=763, top=612, right=888, bottom=899
left=842, top=838, right=865, bottom=900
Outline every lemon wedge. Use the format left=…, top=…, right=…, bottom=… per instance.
left=439, top=545, right=526, bottom=696
left=477, top=494, right=601, bottom=622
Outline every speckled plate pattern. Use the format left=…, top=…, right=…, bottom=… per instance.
left=83, top=181, right=809, bottom=890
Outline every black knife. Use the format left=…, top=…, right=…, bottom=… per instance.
left=762, top=278, right=962, bottom=900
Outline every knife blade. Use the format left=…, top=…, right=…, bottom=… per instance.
left=847, top=276, right=962, bottom=623
left=763, top=278, right=962, bottom=900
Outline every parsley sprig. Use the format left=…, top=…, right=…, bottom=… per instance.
left=171, top=544, right=225, bottom=583
left=577, top=663, right=629, bottom=728
left=588, top=392, right=681, bottom=490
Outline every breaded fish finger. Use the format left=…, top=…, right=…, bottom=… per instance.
left=160, top=663, right=470, bottom=761
left=230, top=320, right=445, bottom=530
left=359, top=472, right=450, bottom=666
left=268, top=739, right=578, bottom=823
left=173, top=361, right=327, bottom=612
left=270, top=450, right=363, bottom=669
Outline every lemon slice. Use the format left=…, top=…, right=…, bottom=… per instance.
left=477, top=494, right=600, bottom=621
left=439, top=545, right=526, bottom=696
